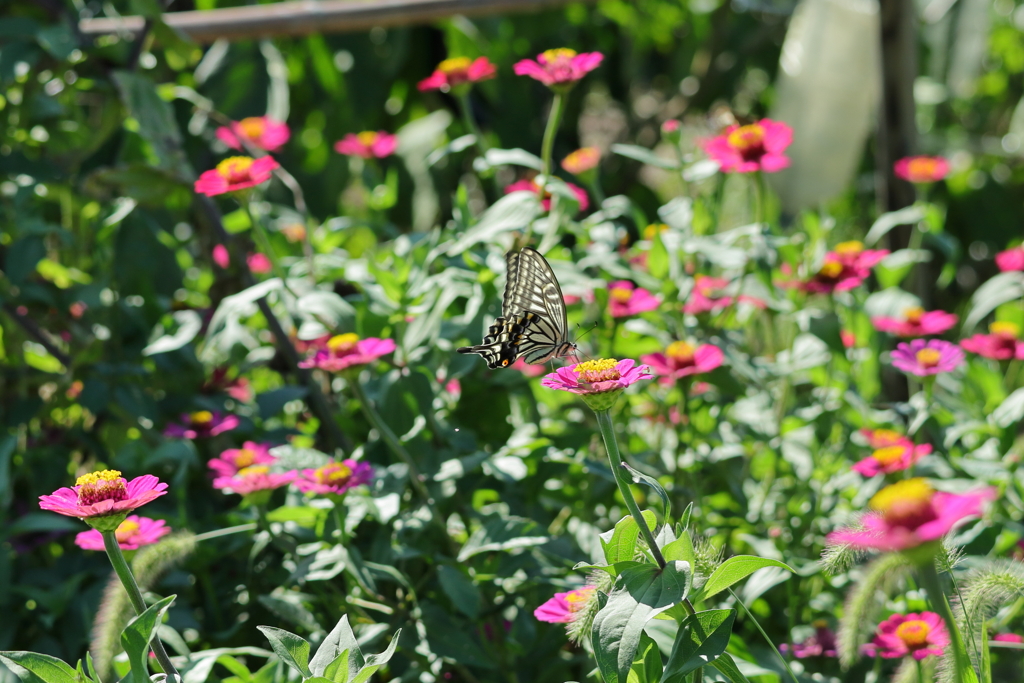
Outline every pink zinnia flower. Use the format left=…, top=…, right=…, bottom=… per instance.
left=780, top=621, right=838, bottom=659
left=334, top=131, right=397, bottom=159
left=890, top=339, right=964, bottom=376
left=194, top=156, right=279, bottom=196
left=993, top=633, right=1024, bottom=643
left=39, top=470, right=168, bottom=520
left=996, top=246, right=1024, bottom=272
left=872, top=307, right=958, bottom=337
left=418, top=56, right=496, bottom=92
left=294, top=459, right=374, bottom=496
left=208, top=442, right=276, bottom=479
left=534, top=586, right=596, bottom=623
left=542, top=359, right=651, bottom=411
left=827, top=478, right=996, bottom=552
left=894, top=156, right=950, bottom=184
left=511, top=358, right=546, bottom=377
left=215, top=116, right=290, bottom=153
left=861, top=428, right=907, bottom=449
left=561, top=147, right=601, bottom=175
left=608, top=280, right=660, bottom=317
left=684, top=275, right=733, bottom=314
left=513, top=48, right=603, bottom=90
left=504, top=178, right=589, bottom=212
left=212, top=244, right=230, bottom=268
left=863, top=612, right=949, bottom=660
left=800, top=241, right=889, bottom=294
left=702, top=119, right=792, bottom=174
left=841, top=330, right=857, bottom=348
left=203, top=367, right=253, bottom=403
left=164, top=411, right=240, bottom=439
left=961, top=322, right=1024, bottom=360
left=75, top=515, right=170, bottom=551
left=299, top=333, right=396, bottom=372
left=852, top=442, right=932, bottom=477
left=641, top=341, right=724, bottom=383
left=247, top=252, right=273, bottom=274
left=213, top=466, right=296, bottom=496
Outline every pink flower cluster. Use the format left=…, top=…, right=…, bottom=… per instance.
left=534, top=585, right=596, bottom=623
left=195, top=156, right=280, bottom=196
left=702, top=119, right=792, bottom=174
left=997, top=245, right=1024, bottom=272
left=335, top=131, right=398, bottom=159
left=872, top=307, right=958, bottom=338
left=505, top=178, right=589, bottom=212
left=852, top=428, right=931, bottom=477
left=890, top=339, right=964, bottom=376
left=800, top=241, right=889, bottom=294
left=641, top=341, right=724, bottom=383
left=216, top=116, right=290, bottom=153
left=418, top=56, right=496, bottom=92
left=208, top=442, right=374, bottom=498
left=298, top=333, right=397, bottom=372
left=514, top=49, right=603, bottom=90
left=76, top=515, right=170, bottom=551
left=961, top=322, right=1024, bottom=360
left=40, top=470, right=168, bottom=521
left=165, top=411, right=240, bottom=439
left=607, top=281, right=660, bottom=318
left=863, top=612, right=949, bottom=660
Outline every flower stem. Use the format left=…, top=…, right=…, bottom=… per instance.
left=918, top=559, right=975, bottom=683
left=458, top=92, right=489, bottom=155
left=594, top=408, right=666, bottom=568
left=102, top=531, right=181, bottom=680
left=917, top=658, right=926, bottom=683
left=192, top=523, right=257, bottom=542
left=540, top=92, right=565, bottom=178
left=729, top=588, right=800, bottom=683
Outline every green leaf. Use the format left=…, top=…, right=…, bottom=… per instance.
left=321, top=653, right=349, bottom=683
left=660, top=609, right=736, bottom=682
left=602, top=511, right=658, bottom=565
left=662, top=533, right=696, bottom=568
left=592, top=561, right=691, bottom=683
left=0, top=652, right=79, bottom=683
left=696, top=556, right=794, bottom=601
left=456, top=514, right=547, bottom=562
left=611, top=144, right=680, bottom=169
left=255, top=626, right=312, bottom=679
left=111, top=71, right=193, bottom=180
left=964, top=272, right=1024, bottom=331
left=619, top=463, right=671, bottom=522
left=629, top=633, right=663, bottom=683
left=863, top=205, right=926, bottom=246
left=349, top=629, right=400, bottom=683
left=437, top=565, right=482, bottom=620
left=708, top=653, right=751, bottom=683
left=471, top=147, right=543, bottom=172
left=121, top=595, right=176, bottom=683
left=991, top=388, right=1024, bottom=428
left=309, top=615, right=362, bottom=679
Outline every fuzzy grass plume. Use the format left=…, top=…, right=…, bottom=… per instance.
left=836, top=553, right=911, bottom=667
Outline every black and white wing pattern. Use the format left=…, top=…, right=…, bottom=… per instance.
left=458, top=248, right=577, bottom=368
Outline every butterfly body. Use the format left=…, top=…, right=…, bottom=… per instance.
left=458, top=248, right=577, bottom=368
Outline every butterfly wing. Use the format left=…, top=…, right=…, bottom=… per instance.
left=457, top=316, right=525, bottom=369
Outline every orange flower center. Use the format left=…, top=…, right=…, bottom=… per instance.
left=990, top=322, right=1020, bottom=339
left=643, top=223, right=669, bottom=240
left=727, top=123, right=765, bottom=153
left=114, top=519, right=141, bottom=543
left=562, top=147, right=600, bottom=173
left=872, top=445, right=907, bottom=466
left=315, top=462, right=353, bottom=486
left=327, top=333, right=360, bottom=354
left=216, top=157, right=255, bottom=183
left=819, top=261, right=844, bottom=279
left=666, top=341, right=696, bottom=363
left=357, top=131, right=379, bottom=147
left=542, top=48, right=578, bottom=63
left=870, top=429, right=903, bottom=447
left=76, top=470, right=128, bottom=506
left=238, top=465, right=270, bottom=478
left=834, top=241, right=864, bottom=255
left=191, top=411, right=213, bottom=425
left=574, top=358, right=621, bottom=383
left=904, top=307, right=925, bottom=323
left=234, top=448, right=257, bottom=468
left=906, top=158, right=942, bottom=181
left=610, top=286, right=633, bottom=302
left=565, top=587, right=594, bottom=612
left=869, top=478, right=934, bottom=526
left=438, top=56, right=472, bottom=75
left=915, top=348, right=942, bottom=368
left=237, top=117, right=266, bottom=140
left=895, top=620, right=932, bottom=648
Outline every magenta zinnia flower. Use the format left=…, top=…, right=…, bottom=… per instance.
left=961, top=322, right=1024, bottom=360
left=164, top=411, right=240, bottom=439
left=890, top=339, right=964, bottom=376
left=299, top=333, right=396, bottom=372
left=894, top=156, right=950, bottom=184
left=993, top=633, right=1024, bottom=643
left=827, top=478, right=995, bottom=552
left=800, top=241, right=889, bottom=294
left=513, top=48, right=603, bottom=90
left=294, top=459, right=374, bottom=496
left=542, top=358, right=650, bottom=411
left=212, top=244, right=230, bottom=268
left=641, top=341, right=724, bottom=383
left=215, top=116, right=290, bottom=153
left=75, top=515, right=170, bottom=551
left=561, top=147, right=601, bottom=175
left=780, top=621, right=838, bottom=659
left=863, top=612, right=949, bottom=660
left=684, top=275, right=734, bottom=314
left=213, top=466, right=296, bottom=496
left=418, top=56, right=496, bottom=92
left=872, top=307, right=958, bottom=337
left=209, top=442, right=276, bottom=479
left=247, top=252, right=272, bottom=274
left=194, top=156, right=279, bottom=196
left=996, top=246, right=1024, bottom=272
left=608, top=280, right=660, bottom=318
left=504, top=178, right=589, bottom=212
left=39, top=470, right=168, bottom=522
left=852, top=442, right=932, bottom=477
left=702, top=119, right=792, bottom=174
left=334, top=131, right=398, bottom=159
left=861, top=428, right=907, bottom=449
left=534, top=586, right=596, bottom=623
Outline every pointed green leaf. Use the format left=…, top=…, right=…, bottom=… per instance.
left=121, top=595, right=176, bottom=683
left=602, top=511, right=659, bottom=565
left=349, top=629, right=401, bottom=683
left=696, top=556, right=793, bottom=601
left=619, top=463, right=671, bottom=522
left=309, top=615, right=362, bottom=678
left=0, top=652, right=78, bottom=683
left=256, top=627, right=312, bottom=679
left=660, top=609, right=736, bottom=682
left=708, top=653, right=751, bottom=683
left=321, top=652, right=349, bottom=683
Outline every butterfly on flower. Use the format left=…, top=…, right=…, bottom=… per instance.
left=458, top=247, right=577, bottom=369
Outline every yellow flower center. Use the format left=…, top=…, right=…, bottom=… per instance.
left=819, top=261, right=844, bottom=278
left=990, top=322, right=1020, bottom=338
left=574, top=358, right=621, bottom=383
left=234, top=448, right=257, bottom=468
left=357, top=131, right=379, bottom=146
left=315, top=462, right=353, bottom=486
left=216, top=157, right=255, bottom=183
left=872, top=445, right=907, bottom=466
left=565, top=587, right=594, bottom=612
left=191, top=411, right=213, bottom=425
left=812, top=619, right=829, bottom=629
left=562, top=147, right=600, bottom=173
left=903, top=307, right=925, bottom=323
left=666, top=341, right=696, bottom=362
left=726, top=123, right=765, bottom=152
left=327, top=333, right=360, bottom=353
left=438, top=56, right=472, bottom=74
left=834, top=241, right=864, bottom=255
left=906, top=158, right=942, bottom=181
left=869, top=478, right=934, bottom=525
left=237, top=117, right=266, bottom=140
left=895, top=620, right=932, bottom=648
left=871, top=429, right=903, bottom=446
left=610, top=286, right=633, bottom=302
left=915, top=348, right=942, bottom=368
left=114, top=519, right=141, bottom=543
left=238, top=465, right=270, bottom=477
left=542, top=48, right=578, bottom=62
left=76, top=470, right=128, bottom=506
left=643, top=223, right=669, bottom=240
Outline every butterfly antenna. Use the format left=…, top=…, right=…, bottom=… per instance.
left=572, top=322, right=599, bottom=344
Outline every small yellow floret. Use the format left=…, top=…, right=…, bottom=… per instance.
left=990, top=321, right=1020, bottom=338
left=895, top=620, right=932, bottom=648
left=216, top=157, right=255, bottom=181
left=438, top=57, right=472, bottom=73
left=328, top=333, right=360, bottom=352
left=357, top=131, right=380, bottom=146
left=871, top=428, right=903, bottom=445
left=915, top=348, right=942, bottom=368
left=238, top=465, right=270, bottom=477
left=871, top=445, right=907, bottom=466
left=869, top=478, right=933, bottom=514
left=316, top=462, right=353, bottom=486
left=542, top=48, right=578, bottom=61
left=819, top=261, right=844, bottom=278
left=903, top=307, right=925, bottom=322
left=115, top=519, right=141, bottom=542
left=191, top=410, right=214, bottom=424
left=834, top=241, right=864, bottom=254
left=76, top=470, right=122, bottom=487
left=237, top=117, right=266, bottom=140
left=666, top=341, right=695, bottom=361
left=727, top=123, right=765, bottom=151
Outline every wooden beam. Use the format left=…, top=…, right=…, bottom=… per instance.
left=79, top=0, right=580, bottom=44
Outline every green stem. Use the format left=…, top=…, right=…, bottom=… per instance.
left=192, top=523, right=257, bottom=542
left=917, top=657, right=927, bottom=683
left=754, top=171, right=768, bottom=227
left=586, top=176, right=605, bottom=206
left=458, top=92, right=489, bottom=155
left=102, top=531, right=181, bottom=680
left=540, top=92, right=565, bottom=178
left=918, top=559, right=974, bottom=683
left=594, top=409, right=666, bottom=568
left=728, top=588, right=799, bottom=683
